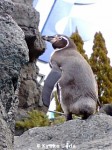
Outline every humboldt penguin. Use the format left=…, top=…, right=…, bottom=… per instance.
left=42, top=34, right=100, bottom=120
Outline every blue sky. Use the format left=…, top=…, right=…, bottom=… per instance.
left=34, top=0, right=112, bottom=65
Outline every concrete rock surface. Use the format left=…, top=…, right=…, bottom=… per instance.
left=14, top=114, right=112, bottom=150
left=0, top=0, right=46, bottom=149
left=0, top=0, right=46, bottom=62
left=0, top=14, right=28, bottom=149
left=0, top=117, right=13, bottom=150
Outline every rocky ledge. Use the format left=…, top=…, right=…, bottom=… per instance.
left=14, top=113, right=112, bottom=150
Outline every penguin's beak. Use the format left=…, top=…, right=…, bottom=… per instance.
left=42, top=36, right=55, bottom=42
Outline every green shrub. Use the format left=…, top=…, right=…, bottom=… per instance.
left=16, top=110, right=50, bottom=130
left=15, top=110, right=78, bottom=131
left=53, top=116, right=65, bottom=124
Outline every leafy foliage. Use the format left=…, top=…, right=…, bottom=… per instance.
left=16, top=110, right=50, bottom=130
left=15, top=109, right=67, bottom=130
left=53, top=116, right=65, bottom=125
left=90, top=32, right=112, bottom=104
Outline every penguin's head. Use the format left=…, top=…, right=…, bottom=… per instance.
left=42, top=34, right=69, bottom=49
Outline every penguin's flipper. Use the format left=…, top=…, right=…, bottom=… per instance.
left=42, top=64, right=61, bottom=107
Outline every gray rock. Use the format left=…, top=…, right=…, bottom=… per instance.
left=15, top=63, right=44, bottom=136
left=11, top=0, right=32, bottom=5
left=0, top=0, right=46, bottom=149
left=0, top=13, right=28, bottom=122
left=18, top=63, right=42, bottom=110
left=11, top=1, right=46, bottom=61
left=0, top=117, right=13, bottom=150
left=14, top=114, right=112, bottom=150
left=0, top=0, right=46, bottom=62
left=0, top=14, right=28, bottom=149
left=0, top=0, right=39, bottom=31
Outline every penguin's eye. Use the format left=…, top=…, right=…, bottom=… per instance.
left=58, top=37, right=62, bottom=40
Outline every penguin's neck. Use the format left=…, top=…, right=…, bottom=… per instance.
left=50, top=50, right=57, bottom=59
left=50, top=47, right=65, bottom=58
left=50, top=41, right=76, bottom=58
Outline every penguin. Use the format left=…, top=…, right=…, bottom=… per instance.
left=42, top=34, right=100, bottom=120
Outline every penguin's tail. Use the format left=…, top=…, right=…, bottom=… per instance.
left=71, top=97, right=96, bottom=119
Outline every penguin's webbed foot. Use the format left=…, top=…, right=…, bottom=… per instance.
left=66, top=113, right=73, bottom=121
left=82, top=113, right=93, bottom=120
